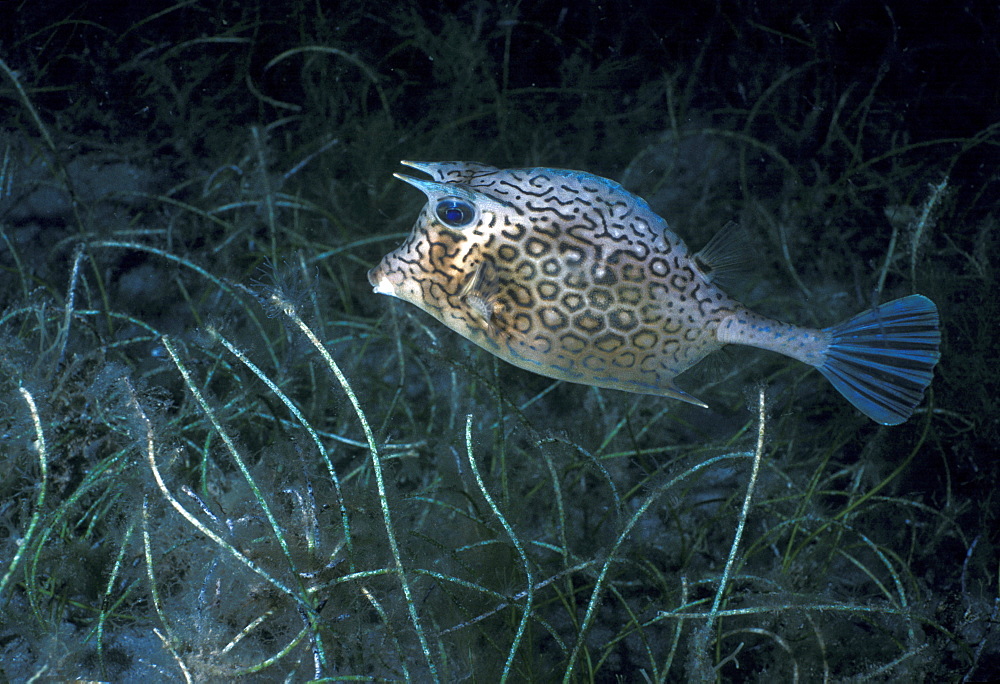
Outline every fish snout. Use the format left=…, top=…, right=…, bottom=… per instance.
left=368, top=260, right=400, bottom=297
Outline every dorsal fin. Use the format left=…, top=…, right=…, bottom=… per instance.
left=692, top=221, right=753, bottom=288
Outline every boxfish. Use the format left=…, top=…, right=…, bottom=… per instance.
left=369, top=161, right=941, bottom=425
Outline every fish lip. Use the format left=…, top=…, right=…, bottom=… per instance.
left=368, top=264, right=398, bottom=297
left=367, top=264, right=386, bottom=293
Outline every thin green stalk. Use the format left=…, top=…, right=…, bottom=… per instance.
left=142, top=497, right=193, bottom=684
left=210, top=327, right=355, bottom=570
left=465, top=414, right=533, bottom=682
left=276, top=293, right=438, bottom=681
left=360, top=586, right=412, bottom=682
left=691, top=387, right=768, bottom=677
left=125, top=379, right=308, bottom=609
left=562, top=451, right=753, bottom=681
left=161, top=336, right=303, bottom=584
left=0, top=388, right=49, bottom=604
left=95, top=520, right=137, bottom=674
left=250, top=126, right=278, bottom=266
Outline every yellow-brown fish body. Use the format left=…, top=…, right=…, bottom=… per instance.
left=369, top=161, right=940, bottom=425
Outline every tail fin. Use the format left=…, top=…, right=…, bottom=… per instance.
left=816, top=295, right=941, bottom=425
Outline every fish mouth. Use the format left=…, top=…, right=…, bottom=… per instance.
left=367, top=263, right=396, bottom=297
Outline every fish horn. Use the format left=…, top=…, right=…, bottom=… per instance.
left=393, top=172, right=480, bottom=203
left=399, top=160, right=499, bottom=183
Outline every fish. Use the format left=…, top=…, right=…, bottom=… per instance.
left=368, top=161, right=941, bottom=425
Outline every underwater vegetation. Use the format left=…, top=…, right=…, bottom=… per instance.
left=1, top=0, right=998, bottom=680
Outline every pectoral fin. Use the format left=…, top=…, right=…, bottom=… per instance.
left=460, top=257, right=502, bottom=332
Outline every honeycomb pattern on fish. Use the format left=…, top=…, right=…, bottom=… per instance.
left=369, top=161, right=941, bottom=425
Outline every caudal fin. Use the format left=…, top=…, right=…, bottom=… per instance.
left=816, top=295, right=941, bottom=425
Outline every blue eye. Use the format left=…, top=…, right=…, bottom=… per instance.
left=436, top=199, right=475, bottom=228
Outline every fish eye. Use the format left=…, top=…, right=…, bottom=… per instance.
left=435, top=199, right=476, bottom=228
